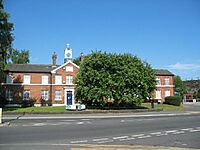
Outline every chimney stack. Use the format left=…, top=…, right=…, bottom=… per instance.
left=52, top=51, right=57, bottom=67
left=79, top=52, right=84, bottom=62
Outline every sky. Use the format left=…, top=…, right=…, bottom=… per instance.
left=4, top=0, right=200, bottom=80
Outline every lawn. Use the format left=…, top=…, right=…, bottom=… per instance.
left=142, top=103, right=184, bottom=111
left=3, top=103, right=184, bottom=113
left=3, top=106, right=66, bottom=113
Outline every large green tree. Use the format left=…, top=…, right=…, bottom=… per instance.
left=174, top=76, right=186, bottom=97
left=0, top=0, right=14, bottom=76
left=0, top=1, right=30, bottom=68
left=75, top=51, right=156, bottom=108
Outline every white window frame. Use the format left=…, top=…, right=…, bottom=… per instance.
left=155, top=90, right=161, bottom=99
left=55, top=75, right=62, bottom=84
left=23, top=90, right=30, bottom=100
left=24, top=75, right=31, bottom=84
left=165, top=90, right=171, bottom=97
left=164, top=78, right=170, bottom=85
left=42, top=76, right=49, bottom=84
left=41, top=90, right=49, bottom=101
left=6, top=90, right=13, bottom=101
left=156, top=78, right=161, bottom=85
left=55, top=90, right=62, bottom=100
left=66, top=75, right=73, bottom=84
left=6, top=74, right=13, bottom=84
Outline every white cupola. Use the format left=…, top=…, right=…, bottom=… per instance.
left=64, top=44, right=72, bottom=63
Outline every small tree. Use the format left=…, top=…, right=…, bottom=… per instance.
left=174, top=76, right=186, bottom=97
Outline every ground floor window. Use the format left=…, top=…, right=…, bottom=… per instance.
left=55, top=90, right=62, bottom=100
left=165, top=90, right=171, bottom=97
left=41, top=90, right=49, bottom=100
left=23, top=90, right=30, bottom=100
left=6, top=90, right=13, bottom=101
left=155, top=90, right=161, bottom=99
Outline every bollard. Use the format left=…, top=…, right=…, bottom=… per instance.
left=0, top=108, right=2, bottom=124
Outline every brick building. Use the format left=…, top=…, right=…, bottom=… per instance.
left=1, top=47, right=174, bottom=107
left=154, top=70, right=174, bottom=102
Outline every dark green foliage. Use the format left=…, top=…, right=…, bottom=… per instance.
left=174, top=76, right=186, bottom=97
left=75, top=51, right=156, bottom=108
left=0, top=0, right=14, bottom=76
left=164, top=96, right=182, bottom=106
left=9, top=49, right=30, bottom=64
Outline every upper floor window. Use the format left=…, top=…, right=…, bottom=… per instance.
left=165, top=78, right=170, bottom=85
left=24, top=75, right=30, bottom=84
left=66, top=66, right=73, bottom=72
left=6, top=90, right=13, bottom=101
left=66, top=75, right=73, bottom=84
left=55, top=75, right=62, bottom=84
left=6, top=73, right=13, bottom=84
left=156, top=78, right=161, bottom=85
left=42, top=76, right=48, bottom=84
left=23, top=90, right=30, bottom=100
left=41, top=90, right=48, bottom=100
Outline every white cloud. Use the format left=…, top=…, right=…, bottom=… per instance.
left=169, top=63, right=200, bottom=70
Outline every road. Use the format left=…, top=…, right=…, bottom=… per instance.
left=0, top=112, right=200, bottom=150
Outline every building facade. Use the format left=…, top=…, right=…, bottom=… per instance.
left=154, top=70, right=174, bottom=102
left=1, top=47, right=174, bottom=107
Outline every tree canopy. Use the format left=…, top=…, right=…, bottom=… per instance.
left=9, top=49, right=30, bottom=64
left=75, top=51, right=156, bottom=108
left=0, top=0, right=14, bottom=73
left=0, top=1, right=30, bottom=69
left=174, top=76, right=187, bottom=97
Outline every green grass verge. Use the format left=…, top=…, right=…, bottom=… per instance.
left=142, top=103, right=184, bottom=111
left=3, top=106, right=66, bottom=113
left=2, top=103, right=184, bottom=113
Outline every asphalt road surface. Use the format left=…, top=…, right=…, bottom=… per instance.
left=0, top=113, right=200, bottom=150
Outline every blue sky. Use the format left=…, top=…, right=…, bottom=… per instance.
left=5, top=0, right=200, bottom=80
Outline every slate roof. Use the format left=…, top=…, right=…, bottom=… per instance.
left=5, top=64, right=174, bottom=76
left=154, top=69, right=174, bottom=76
left=5, top=64, right=59, bottom=73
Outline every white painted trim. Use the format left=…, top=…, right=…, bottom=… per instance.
left=52, top=104, right=65, bottom=106
left=1, top=83, right=76, bottom=86
left=51, top=61, right=79, bottom=74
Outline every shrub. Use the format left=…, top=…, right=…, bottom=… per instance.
left=164, top=96, right=182, bottom=106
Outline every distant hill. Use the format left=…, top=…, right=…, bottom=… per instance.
left=184, top=80, right=200, bottom=93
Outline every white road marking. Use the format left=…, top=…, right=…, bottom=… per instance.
left=33, top=123, right=46, bottom=126
left=119, top=137, right=135, bottom=141
left=189, top=129, right=200, bottom=132
left=131, top=134, right=144, bottom=137
left=97, top=140, right=114, bottom=144
left=172, top=131, right=185, bottom=134
left=150, top=132, right=162, bottom=135
left=113, top=136, right=129, bottom=140
left=137, top=135, right=152, bottom=139
left=92, top=138, right=109, bottom=141
left=165, top=130, right=178, bottom=133
left=181, top=128, right=193, bottom=131
left=76, top=122, right=84, bottom=125
left=70, top=140, right=88, bottom=144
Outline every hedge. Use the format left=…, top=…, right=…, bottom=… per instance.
left=164, top=96, right=182, bottom=106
